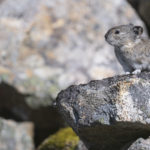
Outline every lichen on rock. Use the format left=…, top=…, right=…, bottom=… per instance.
left=38, top=127, right=79, bottom=150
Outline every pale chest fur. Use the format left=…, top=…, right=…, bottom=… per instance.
left=121, top=40, right=150, bottom=64
left=115, top=39, right=150, bottom=71
left=114, top=46, right=135, bottom=72
left=120, top=46, right=139, bottom=62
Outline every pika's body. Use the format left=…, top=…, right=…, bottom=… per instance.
left=105, top=24, right=150, bottom=74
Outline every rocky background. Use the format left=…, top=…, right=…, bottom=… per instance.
left=0, top=0, right=150, bottom=150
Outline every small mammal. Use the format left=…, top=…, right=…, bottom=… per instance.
left=105, top=23, right=150, bottom=74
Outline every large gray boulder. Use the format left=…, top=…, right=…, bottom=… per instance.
left=0, top=0, right=145, bottom=99
left=56, top=72, right=150, bottom=150
left=0, top=0, right=146, bottom=146
left=0, top=118, right=34, bottom=150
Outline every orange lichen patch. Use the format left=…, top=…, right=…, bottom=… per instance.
left=117, top=80, right=134, bottom=100
left=113, top=78, right=144, bottom=121
left=18, top=47, right=36, bottom=60
left=26, top=69, right=33, bottom=78
left=22, top=5, right=66, bottom=48
left=1, top=18, right=22, bottom=30
left=52, top=19, right=65, bottom=29
left=0, top=66, right=14, bottom=83
left=0, top=66, right=11, bottom=74
left=68, top=1, right=90, bottom=22
left=21, top=122, right=34, bottom=139
left=23, top=8, right=53, bottom=42
left=108, top=78, right=137, bottom=105
left=32, top=6, right=53, bottom=31
left=46, top=51, right=56, bottom=60
left=89, top=66, right=115, bottom=79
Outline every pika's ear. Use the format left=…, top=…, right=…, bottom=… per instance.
left=133, top=26, right=143, bottom=35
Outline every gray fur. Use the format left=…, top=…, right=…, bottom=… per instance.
left=105, top=24, right=150, bottom=74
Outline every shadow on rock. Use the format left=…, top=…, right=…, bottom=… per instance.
left=0, top=82, right=65, bottom=146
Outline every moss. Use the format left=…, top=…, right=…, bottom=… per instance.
left=0, top=74, right=10, bottom=81
left=99, top=118, right=105, bottom=124
left=25, top=95, right=53, bottom=109
left=22, top=76, right=45, bottom=89
left=38, top=127, right=79, bottom=150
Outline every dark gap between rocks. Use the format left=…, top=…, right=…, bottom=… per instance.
left=0, top=82, right=65, bottom=147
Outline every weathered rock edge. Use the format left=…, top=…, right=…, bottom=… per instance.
left=127, top=137, right=150, bottom=150
left=56, top=72, right=150, bottom=150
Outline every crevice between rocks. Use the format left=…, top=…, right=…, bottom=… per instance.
left=0, top=82, right=65, bottom=147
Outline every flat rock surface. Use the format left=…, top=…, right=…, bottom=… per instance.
left=0, top=117, right=34, bottom=150
left=56, top=72, right=150, bottom=150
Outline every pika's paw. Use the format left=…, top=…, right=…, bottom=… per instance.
left=132, top=69, right=141, bottom=74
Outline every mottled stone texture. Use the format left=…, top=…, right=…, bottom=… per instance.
left=0, top=0, right=148, bottom=149
left=0, top=118, right=34, bottom=150
left=0, top=0, right=145, bottom=146
left=56, top=72, right=150, bottom=150
left=127, top=137, right=150, bottom=150
left=0, top=0, right=145, bottom=99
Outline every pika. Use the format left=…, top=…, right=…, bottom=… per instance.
left=105, top=24, right=150, bottom=74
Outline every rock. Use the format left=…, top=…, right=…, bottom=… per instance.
left=37, top=127, right=80, bottom=150
left=0, top=0, right=146, bottom=146
left=0, top=0, right=145, bottom=99
left=56, top=72, right=150, bottom=150
left=126, top=137, right=150, bottom=150
left=0, top=117, right=34, bottom=150
left=76, top=140, right=88, bottom=150
left=0, top=82, right=65, bottom=146
left=127, top=0, right=150, bottom=35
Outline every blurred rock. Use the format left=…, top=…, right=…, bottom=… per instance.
left=127, top=137, right=150, bottom=150
left=0, top=0, right=145, bottom=99
left=56, top=72, right=150, bottom=150
left=0, top=117, right=34, bottom=150
left=76, top=140, right=88, bottom=150
left=0, top=82, right=65, bottom=146
left=127, top=0, right=150, bottom=35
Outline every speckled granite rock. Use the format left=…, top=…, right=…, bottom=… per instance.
left=76, top=140, right=88, bottom=150
left=0, top=0, right=145, bottom=100
left=56, top=72, right=150, bottom=150
left=0, top=117, right=34, bottom=150
left=0, top=0, right=146, bottom=147
left=127, top=137, right=150, bottom=150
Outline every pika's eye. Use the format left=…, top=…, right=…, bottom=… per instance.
left=133, top=30, right=139, bottom=35
left=115, top=30, right=120, bottom=34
